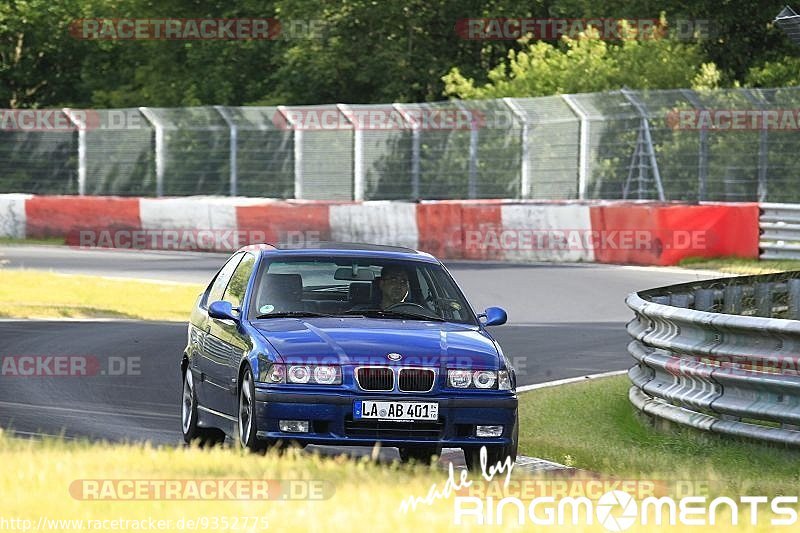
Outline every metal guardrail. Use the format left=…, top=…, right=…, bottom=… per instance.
left=760, top=203, right=800, bottom=260
left=626, top=271, right=800, bottom=446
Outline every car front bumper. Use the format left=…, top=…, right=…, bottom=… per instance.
left=253, top=389, right=518, bottom=448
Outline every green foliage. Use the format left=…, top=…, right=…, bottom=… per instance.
left=1, top=0, right=799, bottom=109
left=443, top=26, right=721, bottom=99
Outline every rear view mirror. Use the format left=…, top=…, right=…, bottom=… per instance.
left=481, top=306, right=507, bottom=326
left=333, top=267, right=375, bottom=281
left=208, top=300, right=239, bottom=322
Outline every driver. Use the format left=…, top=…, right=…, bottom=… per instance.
left=378, top=264, right=410, bottom=309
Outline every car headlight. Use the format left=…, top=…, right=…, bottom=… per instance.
left=261, top=363, right=342, bottom=385
left=447, top=369, right=510, bottom=390
left=473, top=370, right=497, bottom=389
left=261, top=363, right=286, bottom=383
left=498, top=370, right=512, bottom=390
left=448, top=369, right=472, bottom=388
left=288, top=365, right=311, bottom=384
left=313, top=365, right=340, bottom=385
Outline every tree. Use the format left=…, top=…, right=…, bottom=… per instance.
left=442, top=26, right=721, bottom=99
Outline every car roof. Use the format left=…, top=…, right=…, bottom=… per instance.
left=238, top=242, right=438, bottom=263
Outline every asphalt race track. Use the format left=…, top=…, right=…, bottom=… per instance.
left=0, top=245, right=719, bottom=462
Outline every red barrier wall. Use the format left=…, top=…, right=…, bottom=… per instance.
left=589, top=202, right=760, bottom=265
left=26, top=196, right=141, bottom=241
left=235, top=202, right=331, bottom=244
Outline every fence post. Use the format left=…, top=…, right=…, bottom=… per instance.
left=621, top=89, right=665, bottom=201
left=393, top=103, right=420, bottom=200
left=214, top=105, right=238, bottom=197
left=62, top=108, right=87, bottom=196
left=455, top=100, right=478, bottom=199
left=138, top=107, right=164, bottom=197
left=744, top=89, right=769, bottom=202
left=278, top=105, right=303, bottom=199
left=337, top=104, right=362, bottom=201
left=503, top=97, right=529, bottom=199
left=561, top=94, right=589, bottom=200
left=681, top=90, right=708, bottom=201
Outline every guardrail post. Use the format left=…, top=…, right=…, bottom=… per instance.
left=755, top=282, right=773, bottom=317
left=694, top=289, right=716, bottom=311
left=138, top=107, right=164, bottom=197
left=789, top=279, right=800, bottom=319
left=669, top=293, right=692, bottom=308
left=62, top=108, right=87, bottom=196
left=723, top=285, right=743, bottom=314
left=214, top=106, right=238, bottom=197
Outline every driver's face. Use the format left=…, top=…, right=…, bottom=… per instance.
left=380, top=270, right=409, bottom=306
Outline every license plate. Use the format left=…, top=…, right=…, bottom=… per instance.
left=354, top=400, right=438, bottom=421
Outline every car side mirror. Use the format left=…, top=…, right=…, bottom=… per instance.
left=208, top=300, right=239, bottom=322
left=480, top=306, right=507, bottom=326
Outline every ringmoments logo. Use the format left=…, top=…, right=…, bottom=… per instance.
left=401, top=470, right=800, bottom=529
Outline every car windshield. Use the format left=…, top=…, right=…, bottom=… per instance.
left=249, top=257, right=476, bottom=325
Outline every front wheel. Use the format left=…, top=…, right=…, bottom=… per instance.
left=238, top=368, right=266, bottom=452
left=181, top=369, right=225, bottom=446
left=398, top=445, right=442, bottom=464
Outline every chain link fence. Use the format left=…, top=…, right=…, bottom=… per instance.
left=2, top=87, right=800, bottom=201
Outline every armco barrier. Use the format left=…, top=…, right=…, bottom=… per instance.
left=627, top=272, right=800, bottom=446
left=759, top=203, right=800, bottom=260
left=0, top=194, right=760, bottom=266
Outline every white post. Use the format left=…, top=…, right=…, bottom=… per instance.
left=62, top=108, right=87, bottom=196
left=138, top=107, right=164, bottom=197
left=214, top=105, right=238, bottom=197
left=337, top=104, right=362, bottom=201
left=561, top=94, right=589, bottom=200
left=278, top=105, right=302, bottom=199
left=503, top=98, right=530, bottom=199
left=455, top=100, right=478, bottom=199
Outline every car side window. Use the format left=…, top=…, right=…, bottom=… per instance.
left=223, top=253, right=256, bottom=309
left=206, top=253, right=243, bottom=305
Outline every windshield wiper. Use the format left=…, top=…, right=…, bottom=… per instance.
left=340, top=309, right=445, bottom=322
left=255, top=311, right=334, bottom=319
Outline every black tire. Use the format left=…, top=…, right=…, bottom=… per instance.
left=238, top=368, right=266, bottom=452
left=181, top=368, right=225, bottom=446
left=399, top=445, right=442, bottom=464
left=463, top=414, right=519, bottom=471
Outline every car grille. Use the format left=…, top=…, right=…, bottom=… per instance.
left=356, top=367, right=393, bottom=391
left=344, top=417, right=445, bottom=439
left=398, top=368, right=435, bottom=392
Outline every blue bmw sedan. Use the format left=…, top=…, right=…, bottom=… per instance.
left=180, top=243, right=518, bottom=468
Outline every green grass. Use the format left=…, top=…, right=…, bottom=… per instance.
left=0, top=269, right=202, bottom=321
left=518, top=375, right=800, bottom=496
left=0, top=431, right=473, bottom=533
left=679, top=256, right=800, bottom=275
left=0, top=236, right=65, bottom=246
